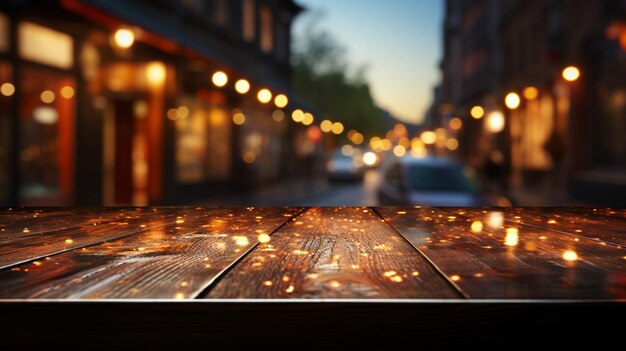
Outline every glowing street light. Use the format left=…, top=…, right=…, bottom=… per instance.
left=393, top=145, right=406, bottom=157
left=470, top=106, right=485, bottom=119
left=485, top=111, right=505, bottom=133
left=292, top=109, right=304, bottom=123
left=363, top=152, right=377, bottom=166
left=1, top=82, right=15, bottom=96
left=257, top=88, right=272, bottom=103
left=235, top=79, right=250, bottom=94
left=446, top=138, right=459, bottom=151
left=274, top=94, right=288, bottom=108
left=232, top=112, right=246, bottom=125
left=523, top=86, right=539, bottom=100
left=212, top=71, right=228, bottom=87
left=449, top=117, right=462, bottom=130
left=505, top=92, right=521, bottom=110
left=331, top=122, right=344, bottom=135
left=146, top=62, right=166, bottom=87
left=562, top=66, right=581, bottom=82
left=320, top=119, right=332, bottom=132
left=113, top=28, right=135, bottom=49
left=302, top=112, right=314, bottom=125
left=420, top=131, right=436, bottom=145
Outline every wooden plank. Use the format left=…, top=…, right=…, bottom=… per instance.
left=206, top=207, right=460, bottom=298
left=0, top=208, right=185, bottom=269
left=499, top=207, right=626, bottom=246
left=0, top=207, right=302, bottom=298
left=0, top=208, right=122, bottom=241
left=375, top=207, right=626, bottom=299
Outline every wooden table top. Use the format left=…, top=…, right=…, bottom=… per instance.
left=1, top=206, right=624, bottom=300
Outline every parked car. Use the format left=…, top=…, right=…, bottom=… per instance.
left=326, top=148, right=365, bottom=181
left=377, top=156, right=510, bottom=206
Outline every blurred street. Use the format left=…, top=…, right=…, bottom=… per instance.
left=201, top=170, right=380, bottom=206
left=1, top=0, right=624, bottom=207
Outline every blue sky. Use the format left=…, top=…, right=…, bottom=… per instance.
left=293, top=0, right=443, bottom=125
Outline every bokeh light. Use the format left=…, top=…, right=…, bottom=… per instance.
left=212, top=71, right=228, bottom=87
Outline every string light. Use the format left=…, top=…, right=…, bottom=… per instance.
left=235, top=79, right=250, bottom=94
left=212, top=71, right=228, bottom=87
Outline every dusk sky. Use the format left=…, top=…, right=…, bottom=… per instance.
left=294, top=0, right=443, bottom=125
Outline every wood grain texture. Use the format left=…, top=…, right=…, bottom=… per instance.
left=0, top=208, right=121, bottom=241
left=0, top=207, right=301, bottom=298
left=0, top=208, right=185, bottom=269
left=206, top=207, right=460, bottom=298
left=498, top=207, right=626, bottom=246
left=376, top=207, right=626, bottom=299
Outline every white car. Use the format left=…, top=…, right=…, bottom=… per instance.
left=377, top=156, right=509, bottom=206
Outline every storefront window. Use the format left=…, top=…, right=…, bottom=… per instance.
left=207, top=107, right=230, bottom=180
left=175, top=97, right=231, bottom=183
left=18, top=21, right=73, bottom=69
left=19, top=66, right=75, bottom=204
left=175, top=100, right=207, bottom=183
left=240, top=105, right=283, bottom=182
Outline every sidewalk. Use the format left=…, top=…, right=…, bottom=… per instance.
left=197, top=177, right=333, bottom=206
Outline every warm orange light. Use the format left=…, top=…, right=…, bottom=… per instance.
left=341, top=144, right=354, bottom=156
left=212, top=71, right=228, bottom=87
left=449, top=117, right=462, bottom=130
left=243, top=151, right=256, bottom=163
left=232, top=112, right=246, bottom=125
left=393, top=145, right=406, bottom=157
left=302, top=112, right=314, bottom=125
left=166, top=108, right=178, bottom=121
left=485, top=111, right=505, bottom=133
left=0, top=82, right=15, bottom=97
left=320, top=119, right=332, bottom=132
left=505, top=228, right=519, bottom=247
left=274, top=94, right=288, bottom=108
left=331, top=122, right=344, bottom=135
left=505, top=92, right=521, bottom=110
left=146, top=62, right=166, bottom=87
left=563, top=250, right=578, bottom=261
left=307, top=126, right=322, bottom=142
left=487, top=211, right=504, bottom=229
left=113, top=28, right=134, bottom=48
left=60, top=86, right=75, bottom=99
left=257, top=88, right=272, bottom=103
left=40, top=90, right=55, bottom=104
left=235, top=79, right=250, bottom=94
left=420, top=131, right=436, bottom=145
left=177, top=106, right=189, bottom=119
left=562, top=66, right=580, bottom=82
left=381, top=139, right=392, bottom=151
left=351, top=132, right=364, bottom=145
left=394, top=123, right=407, bottom=136
left=446, top=138, right=459, bottom=151
left=523, top=86, right=539, bottom=100
left=470, top=106, right=484, bottom=119
left=292, top=109, right=304, bottom=123
left=470, top=221, right=483, bottom=233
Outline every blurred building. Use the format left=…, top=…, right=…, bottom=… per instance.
left=438, top=0, right=626, bottom=205
left=0, top=0, right=304, bottom=206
